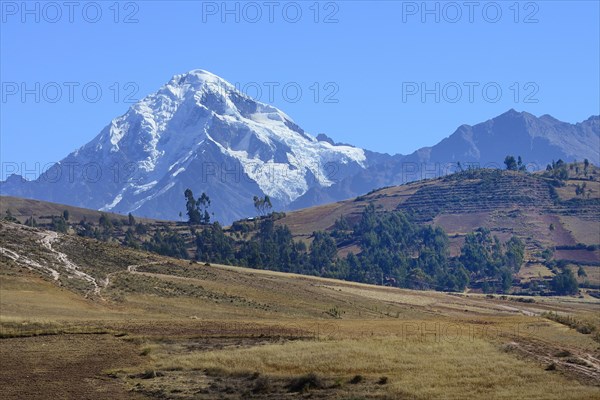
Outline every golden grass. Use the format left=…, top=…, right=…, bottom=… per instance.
left=2, top=220, right=599, bottom=399
left=0, top=316, right=112, bottom=338
left=150, top=337, right=598, bottom=399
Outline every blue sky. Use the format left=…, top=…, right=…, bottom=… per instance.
left=1, top=1, right=599, bottom=178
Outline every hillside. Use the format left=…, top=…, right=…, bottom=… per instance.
left=3, top=163, right=599, bottom=296
left=1, top=220, right=599, bottom=399
left=280, top=164, right=600, bottom=294
left=0, top=195, right=162, bottom=225
left=281, top=163, right=600, bottom=249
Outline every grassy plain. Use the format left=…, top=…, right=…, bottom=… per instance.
left=1, top=222, right=599, bottom=399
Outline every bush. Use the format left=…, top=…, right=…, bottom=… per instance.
left=252, top=376, right=271, bottom=394
left=287, top=373, right=324, bottom=392
left=550, top=269, right=579, bottom=295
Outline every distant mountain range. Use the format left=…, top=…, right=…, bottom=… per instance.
left=2, top=70, right=598, bottom=223
left=291, top=109, right=599, bottom=209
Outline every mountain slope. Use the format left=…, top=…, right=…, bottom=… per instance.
left=0, top=70, right=370, bottom=223
left=407, top=110, right=599, bottom=166
left=281, top=164, right=600, bottom=264
left=290, top=110, right=600, bottom=209
left=1, top=69, right=598, bottom=222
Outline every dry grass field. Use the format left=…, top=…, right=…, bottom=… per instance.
left=1, top=221, right=599, bottom=399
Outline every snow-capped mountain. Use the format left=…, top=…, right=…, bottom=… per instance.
left=2, top=70, right=598, bottom=223
left=1, top=70, right=373, bottom=223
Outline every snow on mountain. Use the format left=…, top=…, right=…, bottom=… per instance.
left=2, top=70, right=597, bottom=224
left=1, top=70, right=369, bottom=223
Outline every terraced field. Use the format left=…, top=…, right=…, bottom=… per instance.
left=279, top=169, right=600, bottom=276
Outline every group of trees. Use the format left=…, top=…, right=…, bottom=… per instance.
left=253, top=195, right=273, bottom=216
left=196, top=218, right=311, bottom=272
left=191, top=203, right=528, bottom=293
left=333, top=204, right=471, bottom=291
left=177, top=189, right=534, bottom=293
left=184, top=190, right=276, bottom=224
left=550, top=268, right=579, bottom=295
left=142, top=228, right=188, bottom=259
left=459, top=228, right=525, bottom=293
left=545, top=159, right=569, bottom=181
left=504, top=155, right=527, bottom=172
left=185, top=189, right=212, bottom=225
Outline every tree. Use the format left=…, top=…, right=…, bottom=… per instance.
left=62, top=209, right=70, bottom=221
left=135, top=222, right=148, bottom=235
left=197, top=192, right=211, bottom=224
left=124, top=229, right=139, bottom=249
left=184, top=189, right=204, bottom=225
left=310, top=231, right=337, bottom=274
left=128, top=212, right=136, bottom=226
left=263, top=195, right=272, bottom=214
left=99, top=213, right=112, bottom=230
left=577, top=266, right=587, bottom=278
left=253, top=196, right=263, bottom=216
left=460, top=228, right=494, bottom=275
left=517, top=156, right=527, bottom=172
left=505, top=236, right=525, bottom=272
left=500, top=267, right=513, bottom=293
left=253, top=195, right=273, bottom=216
left=504, top=155, right=517, bottom=171
left=584, top=158, right=590, bottom=174
left=51, top=215, right=67, bottom=233
left=541, top=248, right=553, bottom=262
left=25, top=216, right=37, bottom=227
left=550, top=269, right=578, bottom=295
left=549, top=159, right=569, bottom=180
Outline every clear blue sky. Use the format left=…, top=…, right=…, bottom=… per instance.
left=1, top=1, right=599, bottom=179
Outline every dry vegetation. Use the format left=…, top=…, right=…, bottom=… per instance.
left=279, top=168, right=600, bottom=264
left=1, top=221, right=599, bottom=399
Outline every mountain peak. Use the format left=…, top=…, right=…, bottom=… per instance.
left=157, top=69, right=237, bottom=104
left=497, top=108, right=525, bottom=119
left=13, top=69, right=368, bottom=222
left=170, top=69, right=228, bottom=86
left=2, top=66, right=597, bottom=225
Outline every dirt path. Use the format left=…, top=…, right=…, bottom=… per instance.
left=2, top=230, right=102, bottom=298
left=38, top=231, right=101, bottom=297
left=0, top=246, right=61, bottom=281
left=101, top=261, right=162, bottom=292
left=0, top=334, right=150, bottom=400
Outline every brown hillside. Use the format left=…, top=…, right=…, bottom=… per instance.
left=279, top=167, right=600, bottom=265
